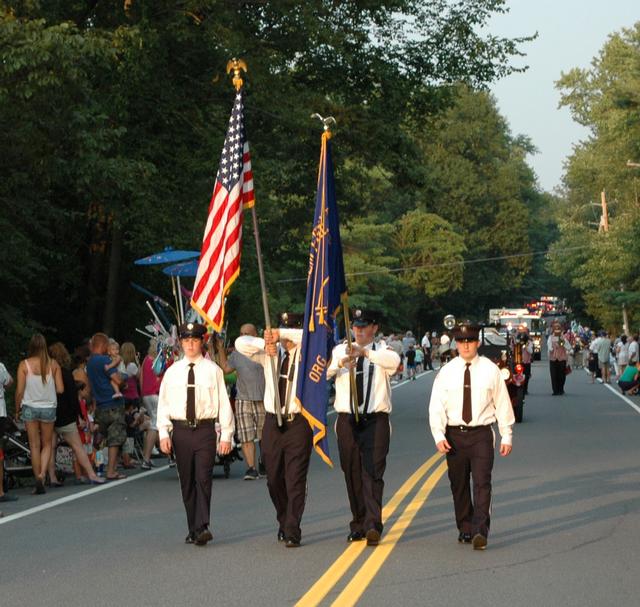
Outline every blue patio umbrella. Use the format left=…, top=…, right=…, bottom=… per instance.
left=162, top=259, right=199, bottom=277
left=134, top=247, right=200, bottom=266
left=134, top=247, right=200, bottom=323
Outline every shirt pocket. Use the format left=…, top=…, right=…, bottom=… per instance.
left=195, top=377, right=218, bottom=412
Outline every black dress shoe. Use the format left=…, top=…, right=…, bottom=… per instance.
left=194, top=528, right=213, bottom=546
left=472, top=534, right=487, bottom=550
left=185, top=532, right=196, bottom=544
left=458, top=532, right=472, bottom=544
left=365, top=529, right=381, bottom=546
left=347, top=531, right=365, bottom=543
left=277, top=530, right=286, bottom=542
left=285, top=538, right=300, bottom=548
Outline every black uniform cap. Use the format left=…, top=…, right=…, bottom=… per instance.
left=352, top=309, right=378, bottom=327
left=452, top=321, right=480, bottom=341
left=178, top=322, right=207, bottom=339
left=279, top=312, right=304, bottom=329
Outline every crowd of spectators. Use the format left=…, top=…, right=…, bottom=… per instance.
left=0, top=321, right=448, bottom=506
left=0, top=332, right=169, bottom=502
left=547, top=324, right=640, bottom=395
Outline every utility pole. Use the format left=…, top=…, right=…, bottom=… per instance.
left=599, top=190, right=609, bottom=233
left=621, top=284, right=630, bottom=336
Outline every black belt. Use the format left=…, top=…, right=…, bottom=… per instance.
left=171, top=419, right=215, bottom=429
left=266, top=412, right=298, bottom=423
left=446, top=424, right=491, bottom=433
left=339, top=411, right=388, bottom=419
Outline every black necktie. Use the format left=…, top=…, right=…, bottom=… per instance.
left=356, top=355, right=364, bottom=410
left=278, top=351, right=290, bottom=409
left=462, top=362, right=472, bottom=424
left=187, top=363, right=196, bottom=424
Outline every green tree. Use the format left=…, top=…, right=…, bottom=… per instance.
left=551, top=22, right=640, bottom=331
left=396, top=210, right=466, bottom=297
left=0, top=0, right=534, bottom=366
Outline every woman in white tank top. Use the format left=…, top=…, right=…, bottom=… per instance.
left=14, top=333, right=63, bottom=494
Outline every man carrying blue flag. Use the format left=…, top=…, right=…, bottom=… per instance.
left=327, top=310, right=400, bottom=546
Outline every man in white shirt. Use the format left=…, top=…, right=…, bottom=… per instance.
left=429, top=321, right=514, bottom=551
left=328, top=310, right=400, bottom=546
left=627, top=334, right=639, bottom=365
left=235, top=312, right=311, bottom=548
left=421, top=331, right=434, bottom=371
left=158, top=323, right=234, bottom=546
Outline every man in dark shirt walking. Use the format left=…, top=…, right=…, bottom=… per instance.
left=86, top=333, right=127, bottom=481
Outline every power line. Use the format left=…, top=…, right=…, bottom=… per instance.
left=274, top=245, right=589, bottom=284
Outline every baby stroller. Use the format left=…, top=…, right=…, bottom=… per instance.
left=213, top=421, right=242, bottom=479
left=1, top=417, right=66, bottom=490
left=1, top=417, right=33, bottom=491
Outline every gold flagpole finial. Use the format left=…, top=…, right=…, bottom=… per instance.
left=311, top=113, right=336, bottom=133
left=226, top=58, right=248, bottom=91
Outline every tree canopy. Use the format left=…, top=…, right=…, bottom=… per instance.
left=550, top=22, right=640, bottom=332
left=1, top=0, right=553, bottom=369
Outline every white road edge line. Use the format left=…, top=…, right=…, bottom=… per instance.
left=603, top=382, right=640, bottom=415
left=0, top=465, right=169, bottom=526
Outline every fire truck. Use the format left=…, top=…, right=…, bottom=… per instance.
left=488, top=308, right=545, bottom=361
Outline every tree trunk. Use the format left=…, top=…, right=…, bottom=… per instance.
left=103, top=221, right=123, bottom=336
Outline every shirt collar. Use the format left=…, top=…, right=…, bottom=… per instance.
left=184, top=354, right=203, bottom=365
left=457, top=354, right=479, bottom=367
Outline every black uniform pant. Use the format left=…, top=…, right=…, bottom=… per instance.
left=336, top=413, right=390, bottom=534
left=549, top=359, right=567, bottom=394
left=172, top=423, right=217, bottom=535
left=262, top=413, right=312, bottom=542
left=523, top=362, right=532, bottom=394
left=445, top=425, right=494, bottom=538
left=425, top=348, right=434, bottom=370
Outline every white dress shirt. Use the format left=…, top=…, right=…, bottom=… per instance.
left=547, top=335, right=570, bottom=361
left=328, top=341, right=400, bottom=414
left=428, top=355, right=514, bottom=446
left=156, top=355, right=235, bottom=442
left=234, top=329, right=303, bottom=415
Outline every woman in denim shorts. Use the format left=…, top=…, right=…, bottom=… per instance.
left=14, top=334, right=64, bottom=494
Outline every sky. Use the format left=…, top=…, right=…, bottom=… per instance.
left=487, top=0, right=640, bottom=193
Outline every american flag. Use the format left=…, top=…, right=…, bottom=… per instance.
left=191, top=90, right=254, bottom=331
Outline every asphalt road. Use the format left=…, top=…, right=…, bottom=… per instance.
left=1, top=361, right=640, bottom=607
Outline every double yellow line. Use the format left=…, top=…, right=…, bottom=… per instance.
left=295, top=452, right=448, bottom=607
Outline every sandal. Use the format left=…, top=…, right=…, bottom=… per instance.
left=105, top=473, right=127, bottom=481
left=89, top=477, right=106, bottom=485
left=32, top=480, right=46, bottom=495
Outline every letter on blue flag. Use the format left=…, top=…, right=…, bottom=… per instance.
left=295, top=131, right=347, bottom=466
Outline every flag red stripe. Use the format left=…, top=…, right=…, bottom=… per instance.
left=195, top=190, right=242, bottom=305
left=201, top=216, right=242, bottom=311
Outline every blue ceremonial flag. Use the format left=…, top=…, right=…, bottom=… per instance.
left=295, top=131, right=347, bottom=466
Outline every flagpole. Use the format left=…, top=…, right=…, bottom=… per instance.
left=227, top=58, right=283, bottom=427
left=341, top=293, right=360, bottom=423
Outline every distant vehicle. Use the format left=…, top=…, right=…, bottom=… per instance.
left=488, top=308, right=545, bottom=360
left=476, top=326, right=526, bottom=424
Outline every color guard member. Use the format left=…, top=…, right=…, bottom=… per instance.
left=157, top=323, right=234, bottom=546
left=235, top=313, right=311, bottom=548
left=328, top=310, right=400, bottom=546
left=428, top=321, right=514, bottom=550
